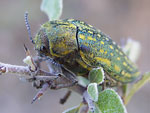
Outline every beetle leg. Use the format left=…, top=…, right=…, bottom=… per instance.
left=31, top=82, right=50, bottom=103
left=51, top=81, right=77, bottom=89
left=46, top=58, right=78, bottom=88
left=33, top=56, right=62, bottom=75
left=46, top=57, right=78, bottom=85
left=61, top=66, right=78, bottom=83
left=32, top=74, right=60, bottom=89
left=60, top=90, right=72, bottom=104
left=31, top=56, right=78, bottom=89
left=46, top=58, right=62, bottom=75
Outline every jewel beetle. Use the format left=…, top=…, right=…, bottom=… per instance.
left=25, top=13, right=140, bottom=84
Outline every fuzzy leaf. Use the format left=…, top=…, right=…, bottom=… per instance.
left=97, top=86, right=102, bottom=93
left=41, top=0, right=63, bottom=20
left=88, top=104, right=102, bottom=113
left=78, top=76, right=90, bottom=87
left=96, top=89, right=127, bottom=113
left=88, top=67, right=104, bottom=85
left=87, top=83, right=98, bottom=102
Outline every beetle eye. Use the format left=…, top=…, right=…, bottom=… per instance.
left=41, top=46, right=48, bottom=54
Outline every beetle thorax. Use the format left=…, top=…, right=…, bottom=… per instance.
left=34, top=22, right=78, bottom=59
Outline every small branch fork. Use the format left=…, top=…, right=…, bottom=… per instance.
left=0, top=58, right=94, bottom=113
left=0, top=45, right=86, bottom=105
left=0, top=61, right=86, bottom=101
left=0, top=45, right=110, bottom=113
left=0, top=49, right=88, bottom=102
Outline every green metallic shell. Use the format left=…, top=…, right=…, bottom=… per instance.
left=34, top=19, right=140, bottom=83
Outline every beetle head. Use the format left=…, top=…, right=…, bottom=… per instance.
left=34, top=21, right=78, bottom=59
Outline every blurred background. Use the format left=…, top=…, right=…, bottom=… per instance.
left=0, top=0, right=150, bottom=113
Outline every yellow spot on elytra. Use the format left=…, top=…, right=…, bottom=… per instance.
left=84, top=43, right=89, bottom=47
left=125, top=73, right=131, bottom=77
left=114, top=65, right=120, bottom=72
left=104, top=51, right=107, bottom=54
left=88, top=24, right=93, bottom=28
left=80, top=50, right=85, bottom=57
left=88, top=31, right=93, bottom=34
left=95, top=57, right=111, bottom=66
left=106, top=37, right=109, bottom=41
left=76, top=59, right=88, bottom=69
left=101, top=41, right=104, bottom=44
left=87, top=36, right=96, bottom=41
left=51, top=39, right=74, bottom=56
left=116, top=49, right=119, bottom=52
left=121, top=71, right=125, bottom=75
left=80, top=50, right=92, bottom=67
left=117, top=57, right=120, bottom=60
left=110, top=45, right=114, bottom=49
left=90, top=54, right=94, bottom=58
left=100, top=49, right=104, bottom=53
left=61, top=50, right=72, bottom=55
left=80, top=21, right=84, bottom=24
left=68, top=19, right=74, bottom=21
left=123, top=62, right=127, bottom=66
left=79, top=34, right=85, bottom=40
left=110, top=53, right=113, bottom=56
left=97, top=34, right=101, bottom=37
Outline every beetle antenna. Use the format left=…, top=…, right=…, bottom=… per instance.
left=24, top=12, right=35, bottom=44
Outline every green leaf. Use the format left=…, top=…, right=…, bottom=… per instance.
left=88, top=67, right=104, bottom=85
left=96, top=89, right=127, bottom=113
left=41, top=0, right=63, bottom=20
left=78, top=76, right=90, bottom=87
left=88, top=104, right=102, bottom=113
left=97, top=86, right=102, bottom=93
left=87, top=83, right=98, bottom=102
left=62, top=105, right=81, bottom=113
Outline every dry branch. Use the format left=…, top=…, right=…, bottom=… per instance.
left=0, top=62, right=85, bottom=95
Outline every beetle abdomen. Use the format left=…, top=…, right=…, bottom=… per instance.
left=66, top=19, right=140, bottom=83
